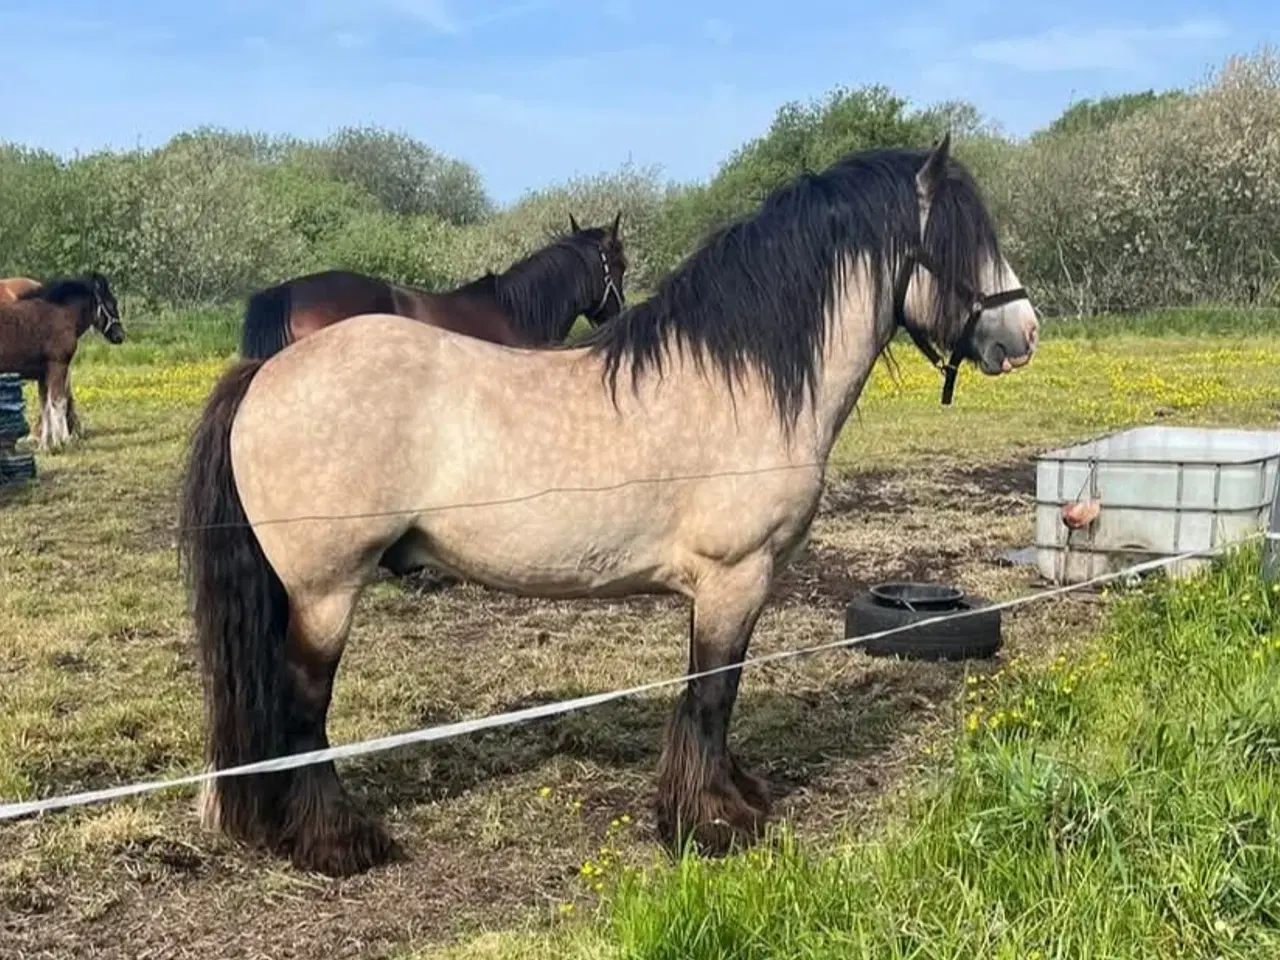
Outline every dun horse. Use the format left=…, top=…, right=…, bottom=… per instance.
left=179, top=135, right=1039, bottom=877
left=0, top=274, right=125, bottom=451
left=239, top=213, right=628, bottom=359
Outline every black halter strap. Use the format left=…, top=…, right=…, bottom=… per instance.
left=95, top=299, right=122, bottom=339
left=891, top=248, right=1030, bottom=406
left=585, top=246, right=623, bottom=323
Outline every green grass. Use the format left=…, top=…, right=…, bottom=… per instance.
left=1039, top=305, right=1280, bottom=341
left=78, top=300, right=242, bottom=366
left=460, top=546, right=1280, bottom=960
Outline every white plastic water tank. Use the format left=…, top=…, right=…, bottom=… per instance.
left=1034, top=426, right=1280, bottom=583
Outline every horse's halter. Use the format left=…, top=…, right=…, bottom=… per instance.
left=584, top=247, right=624, bottom=324
left=891, top=247, right=1029, bottom=406
left=94, top=297, right=122, bottom=339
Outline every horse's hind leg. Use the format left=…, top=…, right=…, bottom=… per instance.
left=29, top=377, right=47, bottom=449
left=65, top=374, right=81, bottom=437
left=275, top=586, right=402, bottom=875
left=656, top=554, right=775, bottom=857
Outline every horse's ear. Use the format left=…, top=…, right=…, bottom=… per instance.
left=569, top=212, right=581, bottom=233
left=916, top=130, right=951, bottom=202
left=610, top=210, right=621, bottom=240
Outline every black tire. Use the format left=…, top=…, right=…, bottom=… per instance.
left=0, top=452, right=37, bottom=485
left=0, top=410, right=29, bottom=440
left=844, top=589, right=1002, bottom=661
left=0, top=376, right=28, bottom=445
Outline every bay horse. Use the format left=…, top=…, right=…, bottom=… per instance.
left=0, top=277, right=41, bottom=303
left=0, top=273, right=125, bottom=451
left=239, top=213, right=628, bottom=360
left=178, top=135, right=1039, bottom=877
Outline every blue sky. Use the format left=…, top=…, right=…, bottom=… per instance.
left=5, top=0, right=1277, bottom=204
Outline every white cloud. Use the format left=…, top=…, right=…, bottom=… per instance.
left=969, top=18, right=1229, bottom=73
left=703, top=17, right=734, bottom=47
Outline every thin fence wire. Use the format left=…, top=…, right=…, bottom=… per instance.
left=170, top=456, right=897, bottom=534
left=130, top=451, right=1120, bottom=602
left=0, top=534, right=1261, bottom=823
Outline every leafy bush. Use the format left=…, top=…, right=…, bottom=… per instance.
left=1, top=48, right=1278, bottom=319
left=996, top=47, right=1280, bottom=314
left=1039, top=89, right=1187, bottom=138
left=315, top=210, right=458, bottom=290
left=297, top=125, right=493, bottom=225
left=445, top=162, right=673, bottom=290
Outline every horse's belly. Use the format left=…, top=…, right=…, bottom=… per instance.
left=0, top=350, right=44, bottom=379
left=394, top=507, right=676, bottom=599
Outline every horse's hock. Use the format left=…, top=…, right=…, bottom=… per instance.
left=0, top=373, right=36, bottom=486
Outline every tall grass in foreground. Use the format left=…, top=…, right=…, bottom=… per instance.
left=566, top=546, right=1280, bottom=959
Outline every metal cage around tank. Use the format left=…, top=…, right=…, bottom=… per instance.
left=1034, top=426, right=1280, bottom=584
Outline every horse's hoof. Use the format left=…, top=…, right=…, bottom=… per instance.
left=288, top=814, right=404, bottom=878
left=656, top=763, right=769, bottom=859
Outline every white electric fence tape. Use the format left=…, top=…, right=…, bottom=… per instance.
left=0, top=536, right=1256, bottom=823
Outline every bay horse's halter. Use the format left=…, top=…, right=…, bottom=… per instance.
left=584, top=246, right=624, bottom=324
left=891, top=247, right=1029, bottom=406
left=93, top=297, right=123, bottom=340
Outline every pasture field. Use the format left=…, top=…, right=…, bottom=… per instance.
left=457, top=544, right=1280, bottom=960
left=2, top=307, right=1280, bottom=958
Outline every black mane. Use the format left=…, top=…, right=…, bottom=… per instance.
left=490, top=231, right=609, bottom=343
left=580, top=146, right=1002, bottom=427
left=19, top=275, right=100, bottom=305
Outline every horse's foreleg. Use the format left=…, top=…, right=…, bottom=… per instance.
left=39, top=363, right=71, bottom=451
left=656, top=554, right=775, bottom=857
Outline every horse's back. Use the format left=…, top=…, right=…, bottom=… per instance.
left=240, top=310, right=562, bottom=447
left=0, top=278, right=40, bottom=304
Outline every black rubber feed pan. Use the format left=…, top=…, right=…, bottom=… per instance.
left=869, top=582, right=965, bottom=610
left=845, top=581, right=1001, bottom=661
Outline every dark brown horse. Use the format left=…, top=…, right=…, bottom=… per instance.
left=0, top=273, right=125, bottom=451
left=239, top=214, right=628, bottom=360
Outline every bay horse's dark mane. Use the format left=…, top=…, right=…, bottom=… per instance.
left=17, top=275, right=101, bottom=304
left=580, top=146, right=1001, bottom=427
left=488, top=228, right=615, bottom=342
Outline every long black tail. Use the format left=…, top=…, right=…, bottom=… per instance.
left=177, top=357, right=292, bottom=847
left=239, top=285, right=293, bottom=360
